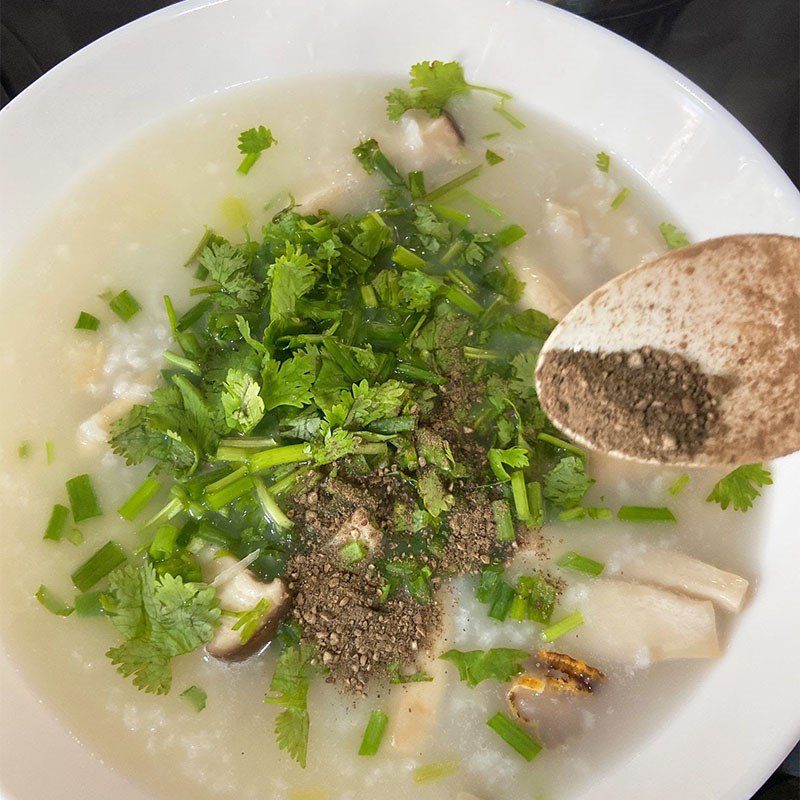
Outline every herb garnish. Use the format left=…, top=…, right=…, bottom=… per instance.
left=706, top=463, right=772, bottom=512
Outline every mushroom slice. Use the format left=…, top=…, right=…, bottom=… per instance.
left=329, top=507, right=383, bottom=557
left=387, top=595, right=453, bottom=754
left=507, top=673, right=546, bottom=722
left=614, top=548, right=749, bottom=613
left=199, top=549, right=289, bottom=662
left=537, top=650, right=605, bottom=694
left=566, top=578, right=720, bottom=666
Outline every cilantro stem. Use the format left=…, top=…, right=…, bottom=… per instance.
left=493, top=101, right=526, bottom=130
left=537, top=432, right=585, bottom=457
left=430, top=203, right=470, bottom=228
left=183, top=227, right=214, bottom=266
left=492, top=500, right=515, bottom=543
left=443, top=285, right=483, bottom=317
left=423, top=165, right=482, bottom=203
left=439, top=239, right=466, bottom=265
left=71, top=541, right=127, bottom=592
left=205, top=475, right=255, bottom=510
left=412, top=759, right=460, bottom=784
left=205, top=465, right=248, bottom=492
left=219, top=436, right=278, bottom=450
left=237, top=152, right=259, bottom=175
left=358, top=709, right=389, bottom=756
left=668, top=474, right=690, bottom=496
left=467, top=83, right=513, bottom=101
left=117, top=476, right=161, bottom=521
left=366, top=416, right=417, bottom=434
left=445, top=267, right=478, bottom=294
left=610, top=187, right=630, bottom=209
left=408, top=170, right=426, bottom=199
left=540, top=611, right=584, bottom=643
left=269, top=466, right=312, bottom=497
left=249, top=443, right=310, bottom=473
left=394, top=362, right=446, bottom=386
left=163, top=350, right=201, bottom=376
left=459, top=190, right=505, bottom=218
left=360, top=284, right=378, bottom=308
left=253, top=477, right=293, bottom=529
left=527, top=480, right=543, bottom=526
left=463, top=346, right=501, bottom=361
left=511, top=470, right=530, bottom=521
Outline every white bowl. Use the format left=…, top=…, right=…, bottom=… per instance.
left=1, top=1, right=798, bottom=798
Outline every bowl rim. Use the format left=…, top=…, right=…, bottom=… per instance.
left=0, top=1, right=798, bottom=799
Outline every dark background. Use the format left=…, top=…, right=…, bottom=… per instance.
left=1, top=0, right=798, bottom=797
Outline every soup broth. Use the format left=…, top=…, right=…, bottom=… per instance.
left=0, top=76, right=763, bottom=800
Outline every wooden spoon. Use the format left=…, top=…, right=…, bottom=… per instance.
left=534, top=234, right=800, bottom=467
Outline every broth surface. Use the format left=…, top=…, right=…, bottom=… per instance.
left=0, top=77, right=763, bottom=800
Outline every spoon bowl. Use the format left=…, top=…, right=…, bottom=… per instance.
left=535, top=234, right=800, bottom=467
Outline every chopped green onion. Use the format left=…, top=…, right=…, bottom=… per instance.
left=74, top=591, right=105, bottom=617
left=108, top=289, right=141, bottom=322
left=486, top=713, right=541, bottom=760
left=163, top=295, right=178, bottom=330
left=65, top=528, right=84, bottom=546
left=476, top=566, right=503, bottom=603
left=492, top=224, right=526, bottom=248
left=527, top=481, right=543, bottom=526
left=412, top=759, right=460, bottom=784
left=463, top=346, right=501, bottom=361
left=358, top=709, right=389, bottom=756
left=45, top=440, right=55, bottom=464
left=35, top=585, right=73, bottom=617
left=75, top=311, right=100, bottom=331
left=366, top=416, right=417, bottom=434
left=541, top=611, right=584, bottom=643
left=485, top=149, right=504, bottom=166
left=423, top=165, right=482, bottom=202
left=43, top=503, right=70, bottom=542
left=391, top=245, right=428, bottom=270
left=149, top=524, right=180, bottom=559
left=339, top=540, right=367, bottom=566
left=537, top=432, right=585, bottom=456
left=617, top=505, right=676, bottom=522
left=517, top=575, right=556, bottom=624
left=557, top=551, right=605, bottom=576
left=610, top=187, right=630, bottom=209
left=558, top=506, right=612, bottom=521
left=595, top=152, right=610, bottom=172
left=408, top=170, right=426, bottom=198
left=510, top=470, right=530, bottom=521
left=492, top=500, right=515, bottom=543
left=482, top=131, right=501, bottom=140
left=71, top=541, right=127, bottom=592
left=65, top=473, right=102, bottom=522
left=117, top=476, right=161, bottom=521
left=205, top=475, right=254, bottom=510
left=443, top=285, right=483, bottom=317
left=17, top=441, right=31, bottom=458
left=360, top=284, right=378, bottom=308
left=668, top=474, right=690, bottom=496
left=253, top=477, right=293, bottom=529
left=181, top=685, right=207, bottom=712
left=488, top=580, right=515, bottom=621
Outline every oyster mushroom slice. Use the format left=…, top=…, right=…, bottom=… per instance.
left=612, top=547, right=749, bottom=613
left=198, top=548, right=289, bottom=662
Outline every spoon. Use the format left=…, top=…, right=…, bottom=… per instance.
left=534, top=234, right=800, bottom=467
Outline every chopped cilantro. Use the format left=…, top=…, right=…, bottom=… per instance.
left=595, top=151, right=610, bottom=172
left=485, top=149, right=504, bottom=166
left=358, top=709, right=389, bottom=756
left=610, top=187, right=629, bottom=209
left=542, top=457, right=594, bottom=510
left=706, top=463, right=772, bottom=512
left=264, top=644, right=322, bottom=768
left=231, top=598, right=272, bottom=644
left=440, top=648, right=529, bottom=687
left=237, top=125, right=276, bottom=175
left=180, top=685, right=207, bottom=712
left=104, top=562, right=220, bottom=694
left=659, top=222, right=690, bottom=249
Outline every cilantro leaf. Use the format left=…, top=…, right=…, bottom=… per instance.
left=264, top=644, right=321, bottom=767
left=104, top=563, right=220, bottom=695
left=487, top=446, right=529, bottom=482
left=270, top=245, right=318, bottom=321
left=440, top=648, right=529, bottom=687
left=199, top=242, right=260, bottom=305
left=418, top=468, right=454, bottom=518
left=351, top=212, right=394, bottom=258
left=659, top=222, right=690, bottom=250
left=221, top=369, right=265, bottom=433
left=595, top=151, right=610, bottom=172
left=543, top=456, right=594, bottom=509
left=345, top=379, right=409, bottom=428
left=262, top=352, right=316, bottom=410
left=309, top=429, right=359, bottom=465
left=237, top=125, right=276, bottom=174
left=706, top=463, right=772, bottom=512
left=413, top=206, right=451, bottom=252
left=386, top=61, right=471, bottom=120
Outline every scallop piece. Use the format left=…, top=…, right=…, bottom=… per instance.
left=566, top=578, right=720, bottom=665
left=198, top=548, right=289, bottom=662
left=387, top=595, right=453, bottom=754
left=77, top=397, right=138, bottom=447
left=613, top=547, right=749, bottom=613
left=385, top=110, right=464, bottom=172
left=507, top=678, right=591, bottom=748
